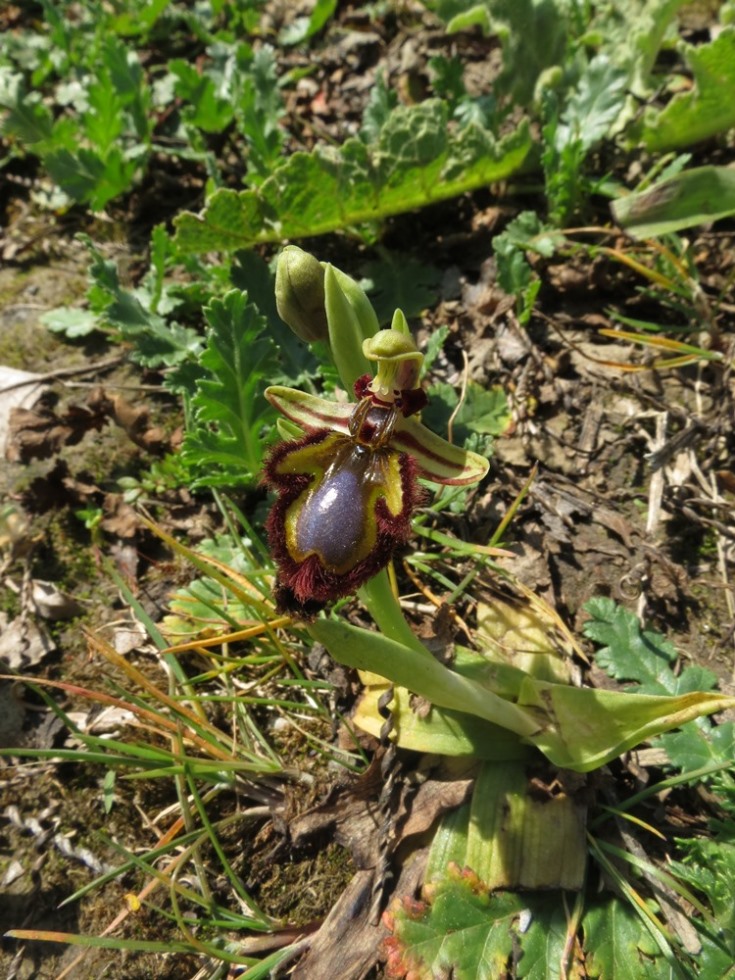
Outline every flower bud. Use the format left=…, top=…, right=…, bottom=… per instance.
left=275, top=246, right=329, bottom=343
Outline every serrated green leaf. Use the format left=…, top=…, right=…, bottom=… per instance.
left=79, top=238, right=201, bottom=367
left=41, top=307, right=100, bottom=338
left=582, top=596, right=679, bottom=694
left=84, top=74, right=124, bottom=153
left=170, top=58, right=234, bottom=133
left=423, top=381, right=511, bottom=442
left=638, top=28, right=735, bottom=150
left=181, top=289, right=279, bottom=487
left=583, top=897, right=663, bottom=979
left=555, top=55, right=628, bottom=152
left=388, top=875, right=524, bottom=980
left=674, top=835, right=735, bottom=936
left=0, top=70, right=54, bottom=143
left=173, top=106, right=531, bottom=252
left=421, top=324, right=450, bottom=375
left=44, top=146, right=139, bottom=210
left=658, top=721, right=735, bottom=773
left=390, top=880, right=571, bottom=980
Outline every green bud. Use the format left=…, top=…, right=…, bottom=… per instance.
left=275, top=246, right=329, bottom=343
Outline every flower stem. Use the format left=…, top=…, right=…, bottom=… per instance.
left=358, top=569, right=431, bottom=657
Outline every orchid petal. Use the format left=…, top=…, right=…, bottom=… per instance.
left=393, top=416, right=490, bottom=485
left=265, top=385, right=353, bottom=434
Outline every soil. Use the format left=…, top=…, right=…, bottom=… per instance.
left=1, top=3, right=734, bottom=979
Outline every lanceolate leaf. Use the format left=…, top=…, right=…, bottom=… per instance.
left=612, top=165, right=735, bottom=238
left=312, top=617, right=735, bottom=772
left=519, top=679, right=735, bottom=772
left=173, top=103, right=531, bottom=252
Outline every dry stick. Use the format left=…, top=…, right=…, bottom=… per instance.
left=0, top=355, right=125, bottom=395
left=446, top=349, right=469, bottom=446
left=639, top=412, right=667, bottom=622
left=370, top=686, right=399, bottom=925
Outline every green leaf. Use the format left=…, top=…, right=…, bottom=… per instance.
left=515, top=899, right=571, bottom=979
left=84, top=73, right=124, bottom=153
left=673, top=835, right=735, bottom=936
left=582, top=596, right=679, bottom=694
left=658, top=721, right=735, bottom=773
left=611, top=165, right=735, bottom=238
left=173, top=104, right=532, bottom=252
left=314, top=614, right=735, bottom=772
left=583, top=897, right=663, bottom=979
left=108, top=0, right=171, bottom=36
left=82, top=239, right=201, bottom=367
left=279, top=0, right=337, bottom=45
left=421, top=324, right=450, bottom=375
left=181, top=290, right=279, bottom=487
left=323, top=264, right=376, bottom=390
left=518, top=677, right=735, bottom=771
left=169, top=58, right=234, bottom=133
left=308, top=618, right=542, bottom=740
left=427, top=761, right=587, bottom=891
left=422, top=381, right=511, bottom=442
left=0, top=70, right=54, bottom=143
left=162, top=535, right=271, bottom=642
left=637, top=28, right=735, bottom=150
left=44, top=146, right=139, bottom=210
left=386, top=870, right=524, bottom=980
left=362, top=252, right=441, bottom=325
left=41, top=307, right=100, bottom=338
left=555, top=54, right=628, bottom=151
left=445, top=0, right=569, bottom=107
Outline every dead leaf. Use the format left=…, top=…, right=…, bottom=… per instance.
left=0, top=365, right=47, bottom=457
left=0, top=612, right=56, bottom=668
left=101, top=495, right=141, bottom=538
left=31, top=580, right=85, bottom=620
left=6, top=392, right=108, bottom=463
left=88, top=388, right=167, bottom=452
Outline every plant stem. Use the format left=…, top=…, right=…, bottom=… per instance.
left=358, top=569, right=431, bottom=656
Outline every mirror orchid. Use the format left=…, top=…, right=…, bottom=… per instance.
left=263, top=319, right=489, bottom=617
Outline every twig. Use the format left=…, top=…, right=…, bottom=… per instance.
left=638, top=412, right=667, bottom=621
left=0, top=355, right=126, bottom=395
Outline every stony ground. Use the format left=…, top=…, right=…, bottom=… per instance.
left=1, top=3, right=734, bottom=978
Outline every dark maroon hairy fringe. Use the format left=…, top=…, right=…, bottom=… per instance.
left=263, top=431, right=423, bottom=619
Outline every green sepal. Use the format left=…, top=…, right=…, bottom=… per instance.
left=323, top=264, right=377, bottom=390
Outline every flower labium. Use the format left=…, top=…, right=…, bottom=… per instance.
left=264, top=324, right=489, bottom=617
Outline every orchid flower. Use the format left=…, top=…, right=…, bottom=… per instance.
left=263, top=318, right=489, bottom=617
